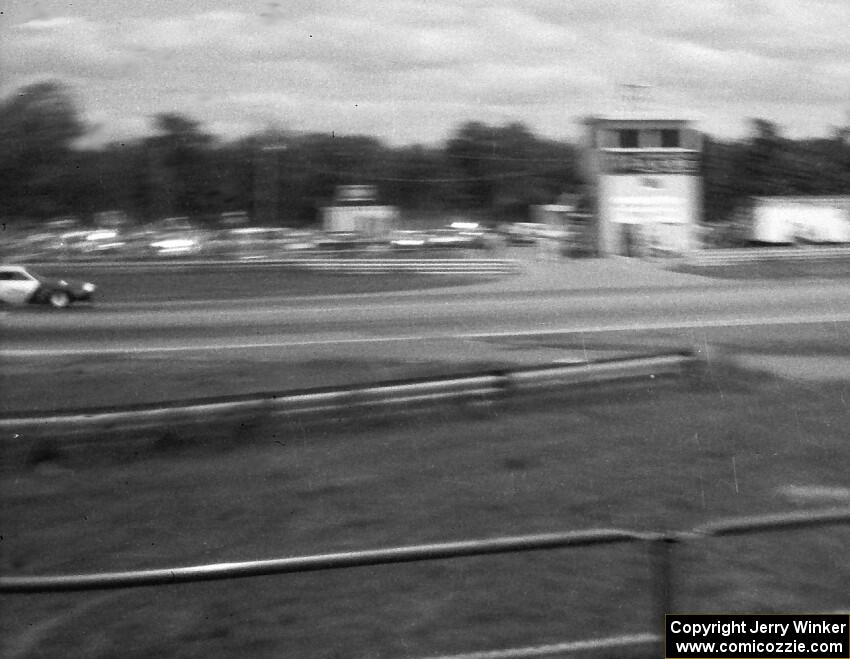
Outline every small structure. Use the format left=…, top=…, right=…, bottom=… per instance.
left=748, top=196, right=850, bottom=245
left=530, top=194, right=576, bottom=232
left=220, top=211, right=249, bottom=228
left=530, top=195, right=595, bottom=257
left=321, top=185, right=398, bottom=237
left=94, top=210, right=132, bottom=229
left=582, top=113, right=703, bottom=256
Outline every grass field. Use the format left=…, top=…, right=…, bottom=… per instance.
left=2, top=354, right=849, bottom=658
left=0, top=353, right=507, bottom=414
left=674, top=258, right=850, bottom=280
left=27, top=266, right=491, bottom=303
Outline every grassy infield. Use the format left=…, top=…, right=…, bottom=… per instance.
left=31, top=263, right=488, bottom=304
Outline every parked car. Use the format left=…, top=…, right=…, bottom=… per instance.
left=316, top=231, right=382, bottom=251
left=225, top=227, right=293, bottom=259
left=282, top=230, right=320, bottom=251
left=500, top=222, right=541, bottom=244
left=389, top=230, right=428, bottom=248
left=149, top=235, right=202, bottom=257
left=0, top=264, right=96, bottom=308
left=426, top=228, right=486, bottom=249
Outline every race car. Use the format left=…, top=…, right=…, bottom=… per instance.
left=0, top=264, right=96, bottom=308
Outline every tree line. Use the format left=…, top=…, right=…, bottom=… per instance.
left=1, top=81, right=848, bottom=227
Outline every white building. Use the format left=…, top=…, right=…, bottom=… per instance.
left=750, top=196, right=850, bottom=244
left=321, top=185, right=398, bottom=237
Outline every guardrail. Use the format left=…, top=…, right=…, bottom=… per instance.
left=0, top=353, right=697, bottom=436
left=685, top=246, right=850, bottom=266
left=3, top=507, right=848, bottom=658
left=0, top=528, right=648, bottom=593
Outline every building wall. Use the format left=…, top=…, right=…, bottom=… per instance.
left=321, top=205, right=398, bottom=235
left=598, top=174, right=701, bottom=255
left=584, top=116, right=703, bottom=256
left=751, top=196, right=850, bottom=244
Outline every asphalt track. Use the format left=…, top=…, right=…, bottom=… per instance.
left=3, top=278, right=850, bottom=351
left=2, top=257, right=850, bottom=411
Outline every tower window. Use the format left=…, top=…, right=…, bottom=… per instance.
left=619, top=129, right=639, bottom=148
left=661, top=129, right=680, bottom=148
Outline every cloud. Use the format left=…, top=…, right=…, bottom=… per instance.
left=2, top=16, right=136, bottom=78
left=1, top=1, right=847, bottom=144
left=661, top=0, right=850, bottom=62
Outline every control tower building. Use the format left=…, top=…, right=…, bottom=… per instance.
left=582, top=112, right=703, bottom=256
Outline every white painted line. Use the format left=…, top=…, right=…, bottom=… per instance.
left=459, top=312, right=850, bottom=338
left=1, top=337, right=434, bottom=357
left=3, top=312, right=850, bottom=357
left=421, top=633, right=658, bottom=659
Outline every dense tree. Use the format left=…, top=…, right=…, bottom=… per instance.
left=445, top=121, right=581, bottom=219
left=379, top=144, right=453, bottom=212
left=143, top=113, right=217, bottom=219
left=701, top=117, right=850, bottom=224
left=1, top=81, right=847, bottom=228
left=0, top=81, right=86, bottom=218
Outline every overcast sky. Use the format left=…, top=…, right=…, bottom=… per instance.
left=1, top=0, right=848, bottom=145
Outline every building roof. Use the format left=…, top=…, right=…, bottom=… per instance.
left=582, top=112, right=697, bottom=124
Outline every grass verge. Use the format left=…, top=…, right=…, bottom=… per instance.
left=31, top=267, right=494, bottom=303
left=1, top=360, right=849, bottom=658
left=673, top=259, right=850, bottom=280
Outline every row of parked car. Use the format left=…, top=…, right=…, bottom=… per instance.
left=2, top=222, right=510, bottom=263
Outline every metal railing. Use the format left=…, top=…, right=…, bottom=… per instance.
left=3, top=507, right=849, bottom=657
left=0, top=352, right=696, bottom=435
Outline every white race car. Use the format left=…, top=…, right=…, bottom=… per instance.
left=0, top=264, right=96, bottom=309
